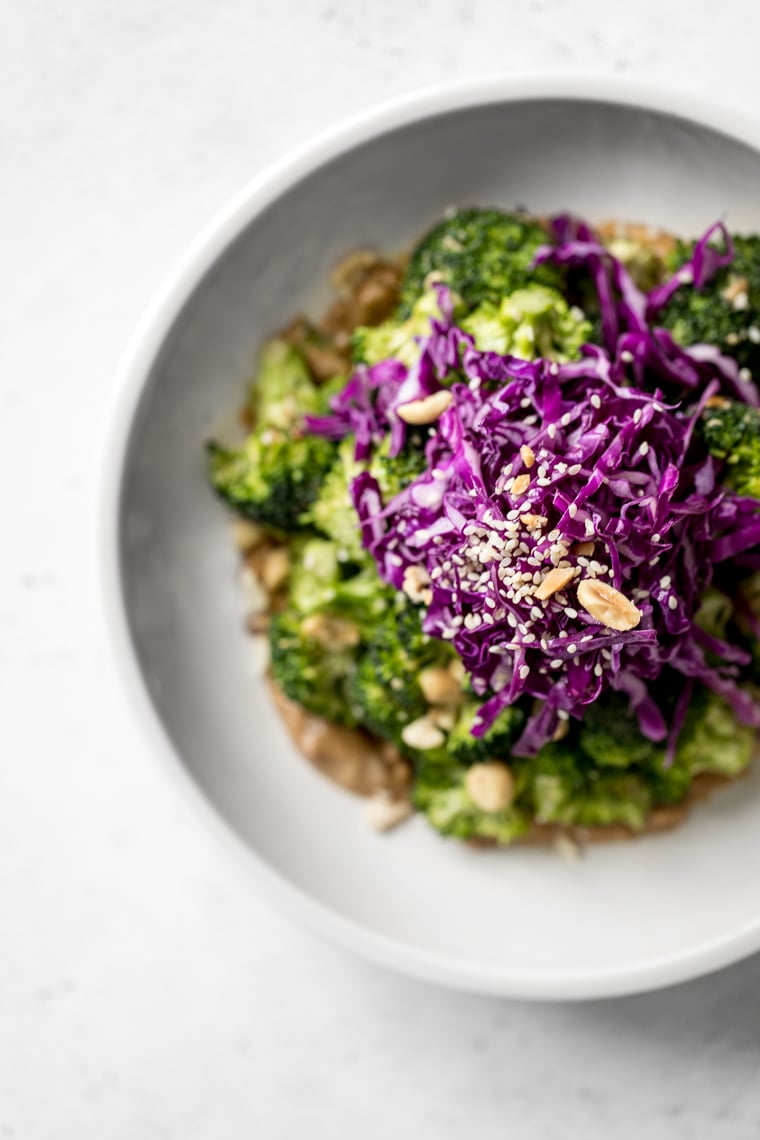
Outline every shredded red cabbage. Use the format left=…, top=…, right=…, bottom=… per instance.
left=307, top=218, right=760, bottom=755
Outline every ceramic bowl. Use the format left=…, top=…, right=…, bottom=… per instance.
left=102, top=77, right=760, bottom=999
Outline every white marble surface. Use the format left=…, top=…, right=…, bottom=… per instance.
left=4, top=1, right=760, bottom=1136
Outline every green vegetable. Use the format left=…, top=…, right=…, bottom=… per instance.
left=412, top=760, right=530, bottom=844
left=528, top=743, right=652, bottom=831
left=675, top=688, right=755, bottom=778
left=699, top=399, right=760, bottom=499
left=398, top=208, right=563, bottom=317
left=601, top=234, right=668, bottom=293
left=269, top=607, right=361, bottom=727
left=306, top=435, right=428, bottom=563
left=660, top=234, right=760, bottom=377
left=461, top=285, right=592, bottom=361
left=207, top=339, right=338, bottom=530
left=352, top=286, right=459, bottom=367
left=579, top=692, right=662, bottom=769
left=288, top=536, right=392, bottom=627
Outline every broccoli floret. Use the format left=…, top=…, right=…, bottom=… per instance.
left=352, top=286, right=460, bottom=367
left=529, top=743, right=652, bottom=831
left=675, top=688, right=755, bottom=778
left=443, top=699, right=526, bottom=766
left=659, top=234, right=760, bottom=377
left=307, top=434, right=428, bottom=562
left=579, top=692, right=662, bottom=769
left=460, top=285, right=591, bottom=361
left=349, top=603, right=454, bottom=745
left=288, top=536, right=392, bottom=628
left=693, top=586, right=734, bottom=640
left=208, top=339, right=338, bottom=530
left=412, top=760, right=530, bottom=844
left=269, top=607, right=361, bottom=727
left=600, top=234, right=669, bottom=293
left=207, top=433, right=336, bottom=531
left=699, top=399, right=760, bottom=499
left=398, top=209, right=563, bottom=318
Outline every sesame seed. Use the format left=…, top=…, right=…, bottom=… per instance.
left=594, top=663, right=603, bottom=677
left=520, top=397, right=532, bottom=409
left=659, top=575, right=672, bottom=589
left=584, top=518, right=595, bottom=537
left=650, top=556, right=660, bottom=566
left=633, top=408, right=642, bottom=425
left=559, top=630, right=569, bottom=639
left=388, top=554, right=403, bottom=567
left=740, top=367, right=753, bottom=383
left=590, top=394, right=602, bottom=410
left=567, top=643, right=577, bottom=654
left=621, top=350, right=634, bottom=363
left=550, top=658, right=563, bottom=669
left=652, top=533, right=661, bottom=543
left=564, top=607, right=578, bottom=619
left=561, top=412, right=572, bottom=427
left=507, top=613, right=518, bottom=628
left=668, top=596, right=678, bottom=611
left=524, top=415, right=538, bottom=426
left=750, top=326, right=760, bottom=344
left=639, top=441, right=649, bottom=457
left=547, top=423, right=557, bottom=439
left=567, top=464, right=582, bottom=476
left=523, top=632, right=536, bottom=643
left=568, top=503, right=578, bottom=518
left=530, top=606, right=543, bottom=621
left=519, top=664, right=530, bottom=680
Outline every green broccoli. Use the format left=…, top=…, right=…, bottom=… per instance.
left=601, top=233, right=669, bottom=293
left=412, top=759, right=530, bottom=844
left=460, top=285, right=592, bottom=361
left=579, top=692, right=663, bottom=769
left=269, top=607, right=362, bottom=727
left=306, top=434, right=428, bottom=563
left=398, top=208, right=563, bottom=318
left=288, top=536, right=393, bottom=628
left=675, top=688, right=755, bottom=778
left=659, top=234, right=760, bottom=377
left=207, top=339, right=339, bottom=530
left=352, top=286, right=460, bottom=367
left=528, top=743, right=653, bottom=831
left=349, top=602, right=453, bottom=745
left=698, top=399, right=760, bottom=499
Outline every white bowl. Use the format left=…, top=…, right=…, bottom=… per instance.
left=102, top=77, right=760, bottom=1000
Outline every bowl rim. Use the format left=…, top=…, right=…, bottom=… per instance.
left=100, top=73, right=760, bottom=1000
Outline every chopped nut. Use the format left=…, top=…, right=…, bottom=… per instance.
left=571, top=541, right=595, bottom=557
left=401, top=715, right=446, bottom=751
left=230, top=518, right=267, bottom=553
left=705, top=395, right=731, bottom=409
left=520, top=512, right=547, bottom=529
left=364, top=793, right=414, bottom=832
left=553, top=834, right=582, bottom=860
left=257, top=547, right=291, bottom=594
left=535, top=566, right=577, bottom=601
left=402, top=565, right=433, bottom=605
left=577, top=579, right=641, bottom=632
left=301, top=613, right=361, bottom=649
left=430, top=706, right=457, bottom=731
left=449, top=658, right=466, bottom=684
left=511, top=473, right=531, bottom=496
left=520, top=444, right=536, bottom=468
left=552, top=717, right=570, bottom=742
left=721, top=275, right=749, bottom=304
left=464, top=762, right=514, bottom=813
left=418, top=665, right=464, bottom=705
left=302, top=343, right=349, bottom=384
left=397, top=390, right=454, bottom=425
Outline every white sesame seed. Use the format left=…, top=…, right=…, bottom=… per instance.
left=524, top=415, right=538, bottom=426
left=567, top=643, right=578, bottom=654
left=633, top=408, right=642, bottom=425
left=652, top=532, right=661, bottom=543
left=750, top=326, right=760, bottom=344
left=561, top=412, right=572, bottom=427
left=668, top=596, right=678, bottom=611
left=547, top=423, right=557, bottom=439
left=594, top=663, right=603, bottom=676
left=550, top=658, right=563, bottom=669
left=659, top=575, right=671, bottom=589
left=519, top=664, right=530, bottom=680
left=559, top=630, right=569, bottom=639
left=388, top=554, right=403, bottom=567
left=564, top=607, right=578, bottom=619
left=537, top=477, right=551, bottom=488
left=530, top=606, right=543, bottom=621
left=520, top=397, right=532, bottom=408
left=621, top=350, right=634, bottom=363
left=590, top=394, right=602, bottom=410
left=649, top=556, right=660, bottom=566
left=584, top=518, right=595, bottom=537
left=568, top=503, right=578, bottom=518
left=740, top=367, right=753, bottom=383
left=567, top=464, right=582, bottom=476
left=507, top=613, right=518, bottom=628
left=639, top=441, right=650, bottom=457
left=523, top=632, right=536, bottom=643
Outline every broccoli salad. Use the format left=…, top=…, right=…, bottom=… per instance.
left=208, top=208, right=760, bottom=847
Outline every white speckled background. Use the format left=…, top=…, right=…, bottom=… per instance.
left=4, top=1, right=760, bottom=1136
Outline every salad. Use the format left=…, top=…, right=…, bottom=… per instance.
left=208, top=208, right=760, bottom=847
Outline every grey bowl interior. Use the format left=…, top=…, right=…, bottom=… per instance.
left=118, top=95, right=760, bottom=995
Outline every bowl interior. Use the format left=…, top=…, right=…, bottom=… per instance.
left=118, top=95, right=760, bottom=997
